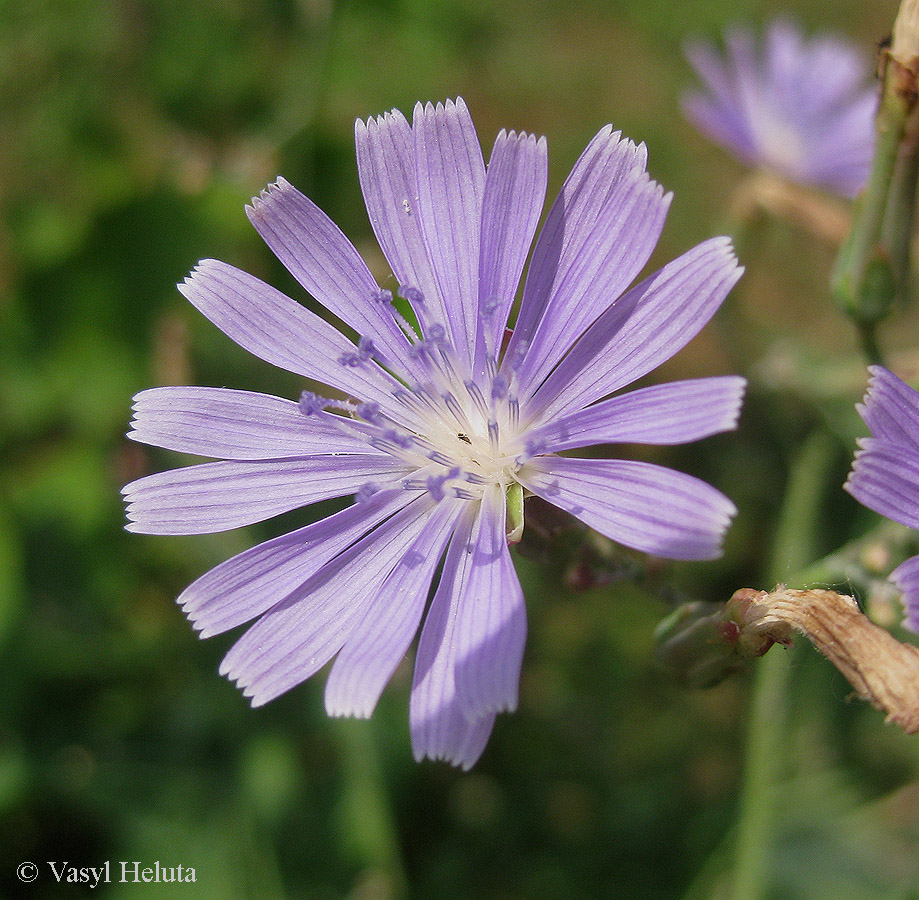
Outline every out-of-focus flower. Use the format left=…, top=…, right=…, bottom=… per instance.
left=683, top=20, right=877, bottom=197
left=846, top=365, right=919, bottom=632
left=123, top=98, right=744, bottom=768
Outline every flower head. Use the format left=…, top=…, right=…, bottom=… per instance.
left=682, top=20, right=877, bottom=197
left=846, top=366, right=919, bottom=633
left=123, top=98, right=744, bottom=768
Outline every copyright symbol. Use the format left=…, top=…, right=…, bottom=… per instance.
left=16, top=862, right=38, bottom=883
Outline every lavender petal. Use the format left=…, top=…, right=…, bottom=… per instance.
left=412, top=99, right=486, bottom=366
left=684, top=40, right=752, bottom=140
left=355, top=110, right=447, bottom=331
left=518, top=456, right=736, bottom=560
left=410, top=504, right=498, bottom=770
left=129, top=387, right=378, bottom=459
left=681, top=91, right=756, bottom=164
left=452, top=486, right=527, bottom=720
left=516, top=174, right=669, bottom=395
left=324, top=498, right=463, bottom=718
left=510, top=134, right=671, bottom=395
left=528, top=237, right=742, bottom=423
left=525, top=376, right=746, bottom=451
left=122, top=455, right=407, bottom=535
left=858, top=366, right=919, bottom=450
left=246, top=177, right=418, bottom=374
left=845, top=438, right=919, bottom=530
left=890, top=555, right=919, bottom=633
left=179, top=489, right=417, bottom=637
left=219, top=496, right=438, bottom=706
left=803, top=91, right=876, bottom=196
left=178, top=260, right=414, bottom=426
left=507, top=126, right=649, bottom=362
left=476, top=129, right=547, bottom=363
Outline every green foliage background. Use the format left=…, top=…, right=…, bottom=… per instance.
left=1, top=0, right=917, bottom=897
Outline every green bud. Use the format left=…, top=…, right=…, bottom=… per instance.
left=655, top=591, right=788, bottom=689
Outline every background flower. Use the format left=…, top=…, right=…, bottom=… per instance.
left=682, top=19, right=877, bottom=196
left=123, top=98, right=744, bottom=768
left=846, top=365, right=919, bottom=631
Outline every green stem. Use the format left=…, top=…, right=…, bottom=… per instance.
left=728, top=429, right=837, bottom=900
left=699, top=179, right=775, bottom=408
left=857, top=321, right=886, bottom=367
left=882, top=138, right=919, bottom=299
left=833, top=79, right=906, bottom=310
left=334, top=717, right=408, bottom=899
left=832, top=51, right=919, bottom=361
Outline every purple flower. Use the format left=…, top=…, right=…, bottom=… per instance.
left=123, top=98, right=744, bottom=768
left=846, top=366, right=919, bottom=632
left=683, top=20, right=876, bottom=197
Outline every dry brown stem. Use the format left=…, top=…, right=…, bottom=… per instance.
left=738, top=587, right=919, bottom=734
left=892, top=0, right=919, bottom=70
left=729, top=171, right=852, bottom=244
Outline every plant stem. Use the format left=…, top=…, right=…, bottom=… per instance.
left=334, top=717, right=408, bottom=899
left=832, top=32, right=919, bottom=362
left=728, top=429, right=837, bottom=899
left=858, top=321, right=886, bottom=367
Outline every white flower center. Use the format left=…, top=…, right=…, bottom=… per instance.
left=411, top=388, right=524, bottom=489
left=300, top=286, right=536, bottom=505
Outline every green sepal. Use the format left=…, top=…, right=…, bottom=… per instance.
left=505, top=481, right=524, bottom=545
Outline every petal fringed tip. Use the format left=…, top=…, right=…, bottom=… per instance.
left=122, top=455, right=406, bottom=535
left=518, top=457, right=736, bottom=561
left=128, top=386, right=377, bottom=460
left=844, top=439, right=919, bottom=532
left=526, top=376, right=746, bottom=451
left=857, top=366, right=919, bottom=451
left=219, top=497, right=438, bottom=707
left=246, top=178, right=400, bottom=347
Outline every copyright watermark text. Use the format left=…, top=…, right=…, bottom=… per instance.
left=16, top=861, right=197, bottom=887
left=16, top=862, right=38, bottom=883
